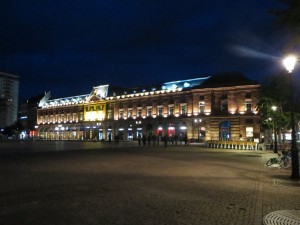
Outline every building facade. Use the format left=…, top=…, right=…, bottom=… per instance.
left=36, top=74, right=261, bottom=142
left=0, top=72, right=19, bottom=128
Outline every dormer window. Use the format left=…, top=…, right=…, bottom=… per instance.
left=221, top=94, right=227, bottom=99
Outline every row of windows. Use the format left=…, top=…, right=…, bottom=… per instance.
left=118, top=104, right=187, bottom=119
left=39, top=113, right=84, bottom=124
left=85, top=105, right=104, bottom=111
left=117, top=93, right=239, bottom=108
left=39, top=99, right=253, bottom=122
left=119, top=101, right=252, bottom=118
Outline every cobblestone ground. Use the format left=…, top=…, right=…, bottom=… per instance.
left=0, top=142, right=299, bottom=225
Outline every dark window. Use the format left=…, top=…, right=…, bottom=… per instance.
left=245, top=93, right=251, bottom=98
left=221, top=102, right=228, bottom=112
left=245, top=119, right=253, bottom=124
left=199, top=95, right=205, bottom=100
left=221, top=94, right=227, bottom=99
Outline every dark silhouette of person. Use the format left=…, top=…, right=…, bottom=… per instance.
left=142, top=134, right=146, bottom=146
left=138, top=133, right=141, bottom=146
left=108, top=133, right=112, bottom=143
left=174, top=134, right=178, bottom=145
left=148, top=134, right=151, bottom=146
left=183, top=134, right=188, bottom=146
left=164, top=134, right=168, bottom=149
left=152, top=134, right=156, bottom=146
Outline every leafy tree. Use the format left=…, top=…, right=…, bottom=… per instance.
left=256, top=72, right=300, bottom=145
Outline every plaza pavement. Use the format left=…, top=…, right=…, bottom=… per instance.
left=0, top=141, right=299, bottom=225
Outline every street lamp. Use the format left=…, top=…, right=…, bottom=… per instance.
left=271, top=106, right=278, bottom=153
left=283, top=55, right=299, bottom=179
left=194, top=119, right=202, bottom=142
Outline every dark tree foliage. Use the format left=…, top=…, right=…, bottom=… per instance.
left=257, top=71, right=300, bottom=132
left=271, top=0, right=300, bottom=49
left=259, top=72, right=290, bottom=110
left=2, top=120, right=25, bottom=137
left=271, top=0, right=300, bottom=28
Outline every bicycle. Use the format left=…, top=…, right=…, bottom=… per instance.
left=266, top=150, right=291, bottom=168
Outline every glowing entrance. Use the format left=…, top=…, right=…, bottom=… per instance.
left=219, top=121, right=231, bottom=140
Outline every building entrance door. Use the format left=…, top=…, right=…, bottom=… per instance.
left=219, top=121, right=231, bottom=140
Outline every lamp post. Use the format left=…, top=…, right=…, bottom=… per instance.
left=271, top=106, right=278, bottom=153
left=194, top=119, right=202, bottom=142
left=283, top=55, right=299, bottom=179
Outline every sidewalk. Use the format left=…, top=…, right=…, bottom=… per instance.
left=258, top=149, right=300, bottom=224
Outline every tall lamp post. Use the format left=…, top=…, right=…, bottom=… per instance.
left=283, top=55, right=299, bottom=179
left=271, top=106, right=278, bottom=153
left=194, top=119, right=202, bottom=142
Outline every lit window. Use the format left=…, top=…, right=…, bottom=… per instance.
left=137, top=108, right=142, bottom=117
left=246, top=101, right=252, bottom=112
left=246, top=127, right=253, bottom=137
left=157, top=106, right=163, bottom=116
left=119, top=109, right=124, bottom=119
left=199, top=102, right=205, bottom=114
left=181, top=104, right=187, bottom=115
left=73, top=114, right=76, bottom=122
left=107, top=110, right=112, bottom=119
left=169, top=105, right=174, bottom=115
left=147, top=107, right=152, bottom=117
left=128, top=109, right=132, bottom=118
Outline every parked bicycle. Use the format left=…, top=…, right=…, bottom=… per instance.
left=266, top=150, right=291, bottom=168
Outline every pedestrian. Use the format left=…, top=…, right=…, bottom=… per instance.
left=148, top=134, right=151, bottom=146
left=108, top=133, right=112, bottom=143
left=138, top=133, right=141, bottom=146
left=142, top=134, right=146, bottom=146
left=174, top=134, right=178, bottom=145
left=164, top=134, right=168, bottom=149
left=157, top=135, right=160, bottom=146
left=171, top=135, right=174, bottom=145
left=184, top=134, right=188, bottom=146
left=152, top=134, right=156, bottom=146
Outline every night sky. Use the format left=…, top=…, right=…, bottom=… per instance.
left=0, top=0, right=286, bottom=103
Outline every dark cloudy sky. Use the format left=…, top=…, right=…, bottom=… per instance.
left=0, top=0, right=286, bottom=102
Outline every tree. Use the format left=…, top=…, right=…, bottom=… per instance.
left=256, top=72, right=300, bottom=151
left=269, top=0, right=300, bottom=179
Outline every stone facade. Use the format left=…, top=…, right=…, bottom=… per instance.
left=36, top=74, right=261, bottom=142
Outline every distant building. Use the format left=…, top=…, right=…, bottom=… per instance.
left=37, top=73, right=260, bottom=142
left=19, top=93, right=49, bottom=139
left=0, top=72, right=19, bottom=128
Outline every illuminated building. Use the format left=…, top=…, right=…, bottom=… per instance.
left=36, top=73, right=260, bottom=142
